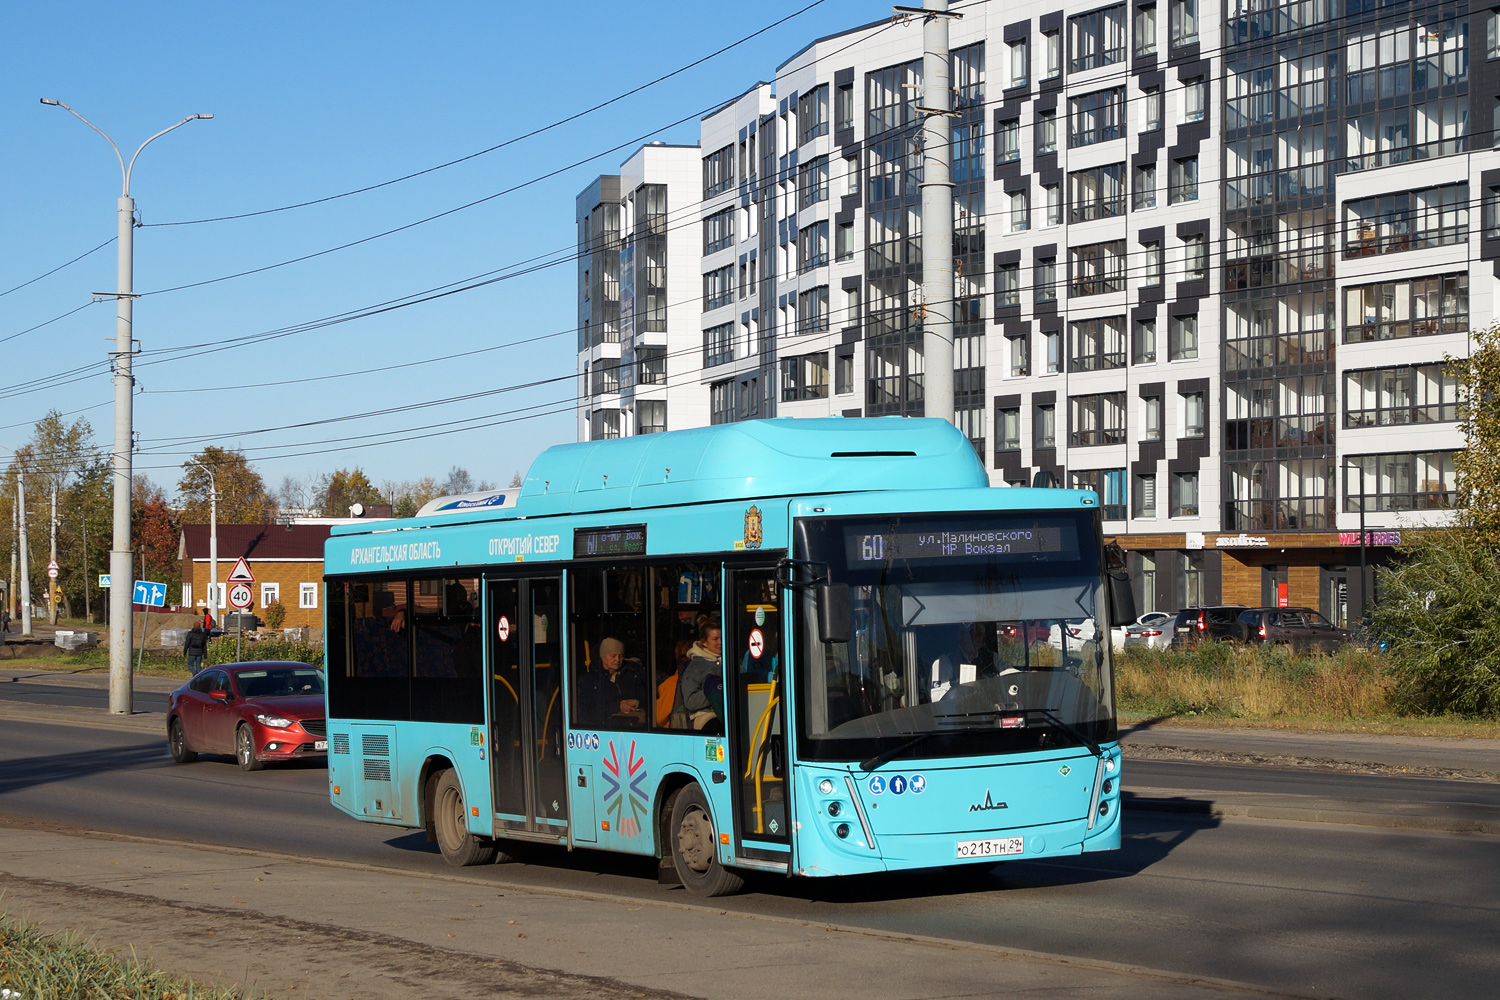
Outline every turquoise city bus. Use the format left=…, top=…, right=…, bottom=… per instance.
left=323, top=418, right=1129, bottom=896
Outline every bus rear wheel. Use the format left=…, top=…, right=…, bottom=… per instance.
left=668, top=783, right=744, bottom=897
left=433, top=769, right=497, bottom=867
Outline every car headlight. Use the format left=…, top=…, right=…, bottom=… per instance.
left=255, top=713, right=295, bottom=728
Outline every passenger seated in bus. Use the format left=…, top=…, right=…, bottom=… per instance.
left=578, top=637, right=646, bottom=727
left=679, top=622, right=724, bottom=733
left=655, top=638, right=693, bottom=728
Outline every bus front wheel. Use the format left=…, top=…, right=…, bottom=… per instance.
left=668, top=783, right=744, bottom=897
left=433, top=769, right=498, bottom=867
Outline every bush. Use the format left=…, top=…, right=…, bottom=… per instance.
left=206, top=636, right=323, bottom=668
left=1369, top=529, right=1500, bottom=718
left=263, top=601, right=287, bottom=630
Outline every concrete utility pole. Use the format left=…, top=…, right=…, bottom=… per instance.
left=18, top=477, right=32, bottom=636
left=40, top=99, right=212, bottom=714
left=8, top=495, right=16, bottom=625
left=190, top=460, right=220, bottom=628
left=48, top=486, right=58, bottom=625
left=912, top=0, right=957, bottom=424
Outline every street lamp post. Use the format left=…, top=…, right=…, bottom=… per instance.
left=188, top=460, right=219, bottom=629
left=41, top=99, right=212, bottom=715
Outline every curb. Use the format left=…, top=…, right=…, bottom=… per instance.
left=0, top=704, right=164, bottom=734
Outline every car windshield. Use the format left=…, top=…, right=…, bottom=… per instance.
left=236, top=667, right=324, bottom=698
left=794, top=511, right=1113, bottom=761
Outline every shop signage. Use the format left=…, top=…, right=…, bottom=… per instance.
left=1214, top=533, right=1270, bottom=548
left=1339, top=531, right=1402, bottom=546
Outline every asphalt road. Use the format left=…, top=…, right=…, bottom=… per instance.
left=2, top=717, right=1496, bottom=999
left=0, top=677, right=170, bottom=714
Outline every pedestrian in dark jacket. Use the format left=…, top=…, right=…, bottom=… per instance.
left=184, top=625, right=208, bottom=674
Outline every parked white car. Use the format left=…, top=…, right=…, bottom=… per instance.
left=1112, top=611, right=1175, bottom=651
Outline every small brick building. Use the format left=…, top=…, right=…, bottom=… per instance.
left=179, top=524, right=331, bottom=630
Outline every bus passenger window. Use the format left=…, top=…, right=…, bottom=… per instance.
left=569, top=567, right=648, bottom=730
left=650, top=563, right=722, bottom=732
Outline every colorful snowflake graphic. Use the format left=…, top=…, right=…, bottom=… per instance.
left=601, top=739, right=649, bottom=838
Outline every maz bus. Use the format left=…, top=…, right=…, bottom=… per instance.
left=323, top=417, right=1130, bottom=896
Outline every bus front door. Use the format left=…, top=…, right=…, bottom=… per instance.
left=728, top=567, right=790, bottom=856
left=488, top=576, right=569, bottom=840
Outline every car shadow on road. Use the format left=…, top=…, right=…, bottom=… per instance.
left=1118, top=713, right=1181, bottom=737
left=0, top=740, right=167, bottom=796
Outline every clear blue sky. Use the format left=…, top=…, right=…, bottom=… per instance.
left=1, top=0, right=870, bottom=499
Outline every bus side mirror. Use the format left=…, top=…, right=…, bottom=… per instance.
left=817, top=582, right=850, bottom=644
left=1109, top=571, right=1137, bottom=627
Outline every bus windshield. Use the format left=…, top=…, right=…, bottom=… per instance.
left=794, top=511, right=1114, bottom=762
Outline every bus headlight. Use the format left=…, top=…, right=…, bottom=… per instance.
left=1104, top=756, right=1116, bottom=773
left=827, top=801, right=842, bottom=817
left=818, top=779, right=835, bottom=795
left=835, top=823, right=850, bottom=839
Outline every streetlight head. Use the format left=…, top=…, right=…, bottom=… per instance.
left=40, top=98, right=62, bottom=106
left=194, top=113, right=214, bottom=120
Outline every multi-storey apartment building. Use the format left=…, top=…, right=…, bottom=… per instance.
left=576, top=1, right=1494, bottom=625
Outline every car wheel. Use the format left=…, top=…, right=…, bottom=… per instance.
left=235, top=724, right=264, bottom=772
left=433, top=769, right=497, bottom=867
left=168, top=717, right=196, bottom=764
left=668, top=783, right=744, bottom=897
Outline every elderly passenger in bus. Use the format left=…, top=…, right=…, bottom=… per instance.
left=678, top=622, right=724, bottom=734
left=579, top=637, right=646, bottom=727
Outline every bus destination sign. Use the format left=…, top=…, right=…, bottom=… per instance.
left=849, top=526, right=1066, bottom=562
left=575, top=524, right=647, bottom=559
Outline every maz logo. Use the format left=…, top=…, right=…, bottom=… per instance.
left=969, top=790, right=1009, bottom=812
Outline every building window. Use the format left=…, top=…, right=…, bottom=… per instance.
left=1343, top=273, right=1468, bottom=342
left=299, top=582, right=318, bottom=610
left=1009, top=333, right=1031, bottom=376
left=1142, top=239, right=1163, bottom=285
left=1045, top=331, right=1061, bottom=373
left=1133, top=162, right=1156, bottom=209
left=835, top=354, right=854, bottom=395
left=1182, top=233, right=1206, bottom=280
left=1008, top=38, right=1029, bottom=88
left=589, top=360, right=620, bottom=397
left=1069, top=163, right=1126, bottom=222
left=1070, top=392, right=1128, bottom=446
left=797, top=221, right=829, bottom=272
left=1135, top=474, right=1157, bottom=518
left=1345, top=451, right=1458, bottom=511
left=1184, top=77, right=1205, bottom=121
left=1343, top=183, right=1468, bottom=257
left=952, top=122, right=985, bottom=183
left=702, top=145, right=734, bottom=198
left=781, top=352, right=830, bottom=402
left=835, top=83, right=855, bottom=131
left=1136, top=319, right=1158, bottom=364
left=1044, top=184, right=1062, bottom=226
left=703, top=207, right=735, bottom=254
left=590, top=406, right=621, bottom=440
left=1044, top=30, right=1062, bottom=78
left=1069, top=314, right=1127, bottom=371
left=1009, top=190, right=1029, bottom=232
left=797, top=156, right=829, bottom=209
left=836, top=221, right=855, bottom=260
left=999, top=407, right=1021, bottom=451
left=1169, top=156, right=1199, bottom=203
left=1143, top=394, right=1163, bottom=439
left=261, top=582, right=280, bottom=607
left=1181, top=390, right=1206, bottom=437
left=1169, top=0, right=1198, bottom=46
left=1489, top=11, right=1500, bottom=60
left=845, top=286, right=860, bottom=326
left=1345, top=364, right=1462, bottom=427
left=704, top=322, right=734, bottom=367
left=1171, top=471, right=1200, bottom=517
left=998, top=262, right=1021, bottom=307
left=1070, top=4, right=1126, bottom=72
left=703, top=265, right=734, bottom=310
left=1169, top=314, right=1199, bottom=359
left=636, top=400, right=667, bottom=435
left=956, top=403, right=987, bottom=454
left=1134, top=4, right=1157, bottom=56
left=1035, top=402, right=1056, bottom=447
left=709, top=380, right=732, bottom=424
left=1070, top=86, right=1126, bottom=146
left=798, top=84, right=829, bottom=145
left=997, top=118, right=1020, bottom=162
left=1345, top=97, right=1470, bottom=171
left=1070, top=239, right=1128, bottom=295
left=1037, top=109, right=1057, bottom=154
left=1143, top=85, right=1161, bottom=130
left=637, top=346, right=666, bottom=385
left=1071, top=469, right=1127, bottom=519
left=797, top=285, right=830, bottom=335
left=1036, top=256, right=1057, bottom=303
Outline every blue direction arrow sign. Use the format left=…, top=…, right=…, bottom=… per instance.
left=132, top=580, right=168, bottom=608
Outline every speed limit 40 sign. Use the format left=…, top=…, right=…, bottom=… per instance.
left=228, top=583, right=254, bottom=610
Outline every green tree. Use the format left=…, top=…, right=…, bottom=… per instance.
left=316, top=467, right=385, bottom=516
left=1451, top=321, right=1500, bottom=539
left=177, top=447, right=275, bottom=525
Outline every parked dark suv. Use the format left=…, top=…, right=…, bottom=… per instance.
left=1170, top=606, right=1248, bottom=647
left=1231, top=608, right=1350, bottom=653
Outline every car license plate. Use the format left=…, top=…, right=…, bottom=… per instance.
left=314, top=740, right=328, bottom=751
left=955, top=837, right=1023, bottom=859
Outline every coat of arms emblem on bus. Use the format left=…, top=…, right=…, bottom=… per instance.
left=601, top=739, right=649, bottom=838
left=744, top=505, right=763, bottom=549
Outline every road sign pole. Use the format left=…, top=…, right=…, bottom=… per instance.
left=137, top=601, right=148, bottom=676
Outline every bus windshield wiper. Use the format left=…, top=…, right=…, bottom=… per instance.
left=859, top=731, right=937, bottom=771
left=1028, top=708, right=1101, bottom=757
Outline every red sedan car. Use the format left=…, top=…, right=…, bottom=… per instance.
left=167, top=661, right=327, bottom=771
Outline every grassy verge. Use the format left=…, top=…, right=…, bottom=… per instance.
left=1116, top=644, right=1500, bottom=737
left=0, top=912, right=264, bottom=999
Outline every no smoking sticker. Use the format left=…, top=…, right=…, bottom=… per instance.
left=497, top=616, right=511, bottom=641
left=748, top=628, right=765, bottom=659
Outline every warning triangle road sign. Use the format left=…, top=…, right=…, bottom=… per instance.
left=226, top=557, right=255, bottom=583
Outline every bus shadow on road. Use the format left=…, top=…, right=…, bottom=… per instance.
left=0, top=741, right=166, bottom=796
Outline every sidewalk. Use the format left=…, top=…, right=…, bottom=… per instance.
left=0, top=822, right=1274, bottom=1000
